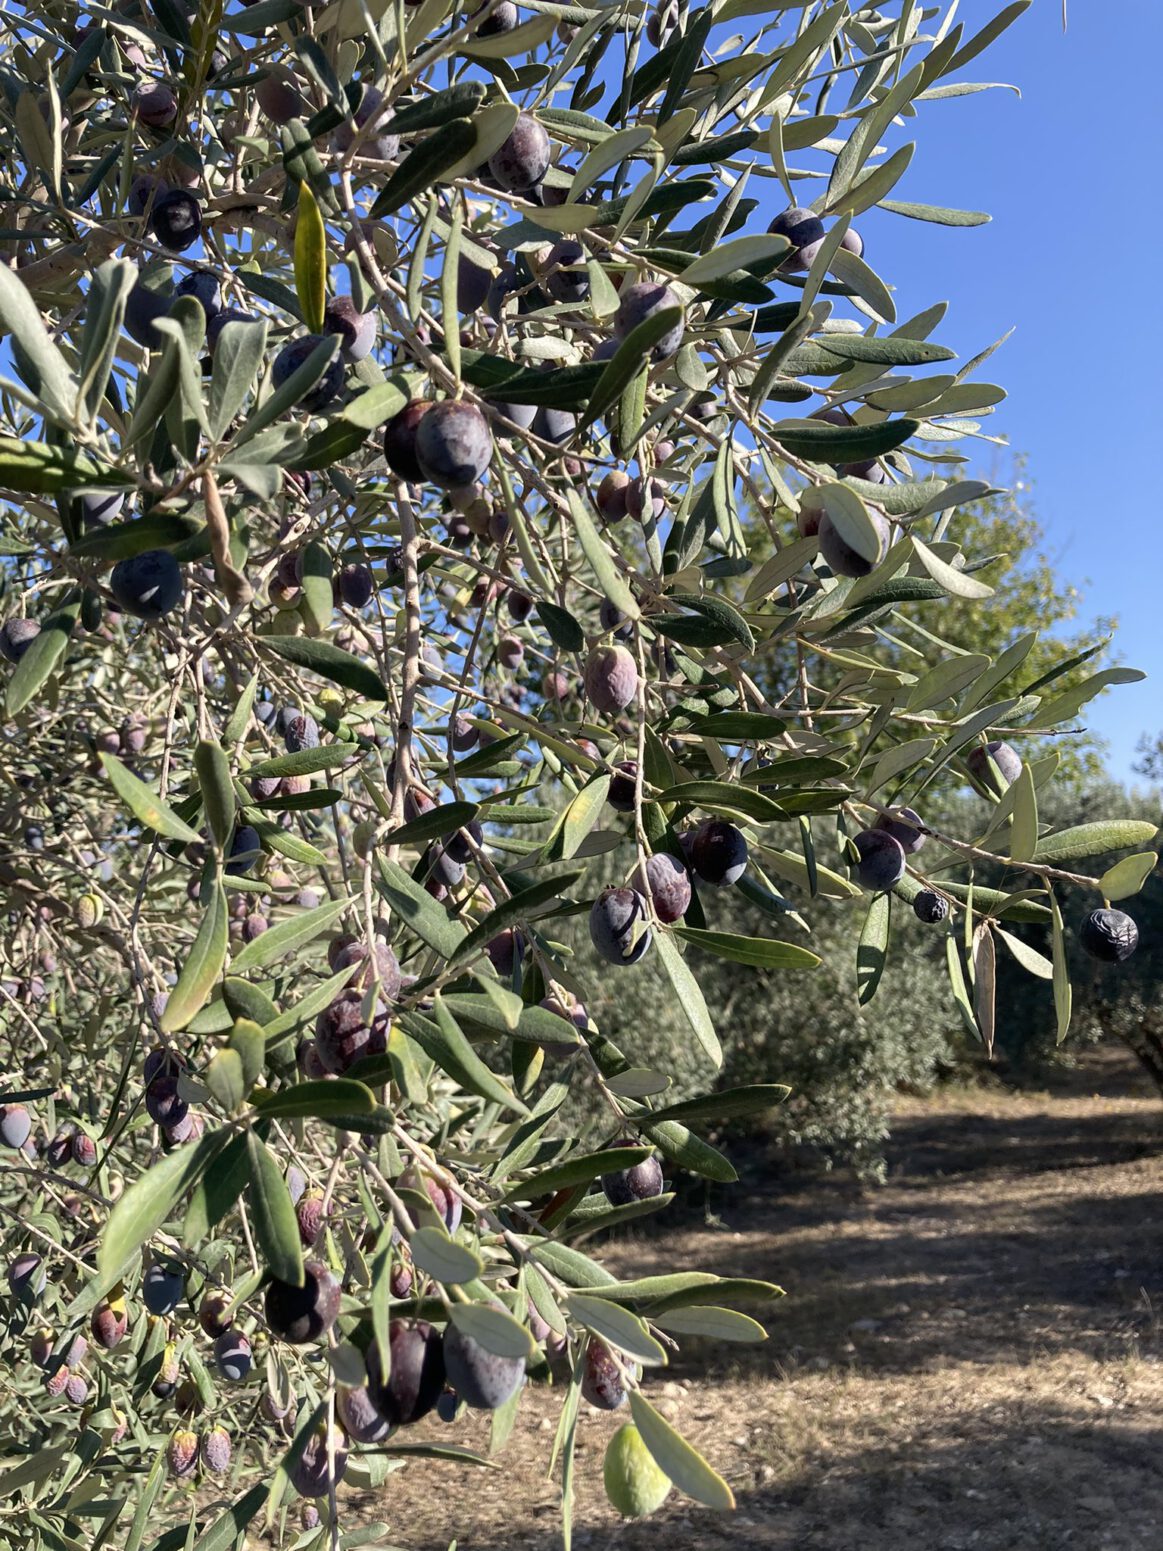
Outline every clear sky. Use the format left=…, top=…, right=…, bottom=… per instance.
left=838, top=0, right=1162, bottom=782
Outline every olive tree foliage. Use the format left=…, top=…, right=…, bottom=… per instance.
left=942, top=778, right=1163, bottom=1087
left=0, top=0, right=1156, bottom=1543
left=1135, top=733, right=1163, bottom=786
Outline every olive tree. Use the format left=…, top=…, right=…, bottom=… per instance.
left=0, top=0, right=1155, bottom=1544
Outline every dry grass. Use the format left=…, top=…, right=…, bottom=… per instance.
left=338, top=1049, right=1163, bottom=1551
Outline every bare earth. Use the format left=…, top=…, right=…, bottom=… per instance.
left=348, top=1051, right=1163, bottom=1551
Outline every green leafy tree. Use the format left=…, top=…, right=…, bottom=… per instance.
left=0, top=1, right=1153, bottom=1546
left=1134, top=733, right=1163, bottom=785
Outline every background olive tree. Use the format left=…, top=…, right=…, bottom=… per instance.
left=0, top=0, right=1156, bottom=1546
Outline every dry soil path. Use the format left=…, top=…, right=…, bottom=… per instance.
left=347, top=1053, right=1163, bottom=1551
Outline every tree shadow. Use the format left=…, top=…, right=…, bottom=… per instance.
left=392, top=1403, right=1163, bottom=1551
left=603, top=1102, right=1163, bottom=1383
left=355, top=1089, right=1163, bottom=1551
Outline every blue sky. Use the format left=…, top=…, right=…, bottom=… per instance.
left=835, top=0, right=1162, bottom=781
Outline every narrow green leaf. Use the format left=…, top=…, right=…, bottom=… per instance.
left=247, top=817, right=327, bottom=868
left=1099, top=852, right=1158, bottom=903
left=368, top=119, right=478, bottom=217
left=569, top=125, right=655, bottom=201
left=944, top=0, right=1031, bottom=73
left=655, top=780, right=785, bottom=823
left=207, top=1047, right=246, bottom=1111
left=262, top=634, right=388, bottom=701
left=908, top=654, right=991, bottom=713
left=567, top=1295, right=666, bottom=1365
left=666, top=593, right=755, bottom=652
left=231, top=893, right=350, bottom=974
left=68, top=510, right=203, bottom=561
left=293, top=181, right=326, bottom=333
left=228, top=1019, right=265, bottom=1089
left=209, top=318, right=269, bottom=442
left=561, top=776, right=611, bottom=860
left=878, top=198, right=991, bottom=226
left=856, top=892, right=890, bottom=1006
left=654, top=1306, right=768, bottom=1343
left=772, top=417, right=919, bottom=464
left=972, top=923, right=996, bottom=1054
left=386, top=801, right=480, bottom=850
left=342, top=377, right=414, bottom=429
left=453, top=872, right=585, bottom=968
left=808, top=481, right=886, bottom=568
left=99, top=753, right=203, bottom=844
left=98, top=1126, right=227, bottom=1280
left=565, top=487, right=639, bottom=620
left=78, top=258, right=136, bottom=425
left=384, top=82, right=487, bottom=136
left=7, top=594, right=81, bottom=715
left=644, top=1275, right=784, bottom=1312
left=528, top=1239, right=618, bottom=1289
left=409, top=1226, right=483, bottom=1286
left=419, top=997, right=527, bottom=1114
left=995, top=926, right=1054, bottom=980
left=449, top=1299, right=536, bottom=1358
left=580, top=305, right=683, bottom=434
left=442, top=200, right=464, bottom=383
left=655, top=931, right=722, bottom=1069
left=944, top=934, right=977, bottom=1038
left=640, top=1119, right=737, bottom=1183
left=831, top=141, right=915, bottom=218
left=246, top=1131, right=304, bottom=1285
left=183, top=1131, right=249, bottom=1245
left=0, top=1442, right=71, bottom=1498
left=381, top=1441, right=498, bottom=1466
left=441, top=996, right=583, bottom=1048
left=1008, top=763, right=1039, bottom=863
left=247, top=745, right=353, bottom=779
left=377, top=859, right=468, bottom=960
left=0, top=437, right=126, bottom=494
left=224, top=672, right=259, bottom=748
left=680, top=236, right=789, bottom=287
left=911, top=535, right=994, bottom=599
left=688, top=712, right=787, bottom=741
left=502, top=1148, right=652, bottom=1202
left=0, top=261, right=77, bottom=423
left=190, top=1485, right=268, bottom=1551
left=1025, top=667, right=1146, bottom=730
left=1033, top=820, right=1159, bottom=866
left=476, top=360, right=603, bottom=407
left=252, top=1078, right=376, bottom=1120
left=232, top=334, right=339, bottom=449
left=123, top=1447, right=167, bottom=1551
left=748, top=303, right=824, bottom=411
left=194, top=740, right=235, bottom=850
left=628, top=1391, right=735, bottom=1510
left=658, top=5, right=714, bottom=124
left=818, top=335, right=954, bottom=368
left=535, top=600, right=585, bottom=652
left=867, top=738, right=938, bottom=795
left=645, top=1085, right=788, bottom=1126
left=671, top=927, right=821, bottom=970
left=261, top=964, right=353, bottom=1046
left=161, top=881, right=229, bottom=1032
left=1048, top=890, right=1072, bottom=1044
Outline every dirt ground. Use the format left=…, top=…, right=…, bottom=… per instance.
left=348, top=1049, right=1163, bottom=1551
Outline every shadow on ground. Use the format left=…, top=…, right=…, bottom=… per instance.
left=441, top=1404, right=1163, bottom=1551
left=351, top=1054, right=1163, bottom=1551
left=642, top=1092, right=1163, bottom=1384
